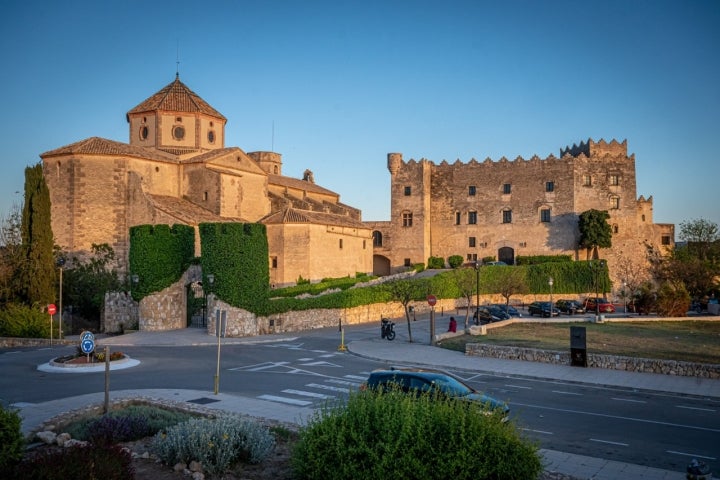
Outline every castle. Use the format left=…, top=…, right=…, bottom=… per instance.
left=367, top=139, right=674, bottom=290
left=41, top=75, right=373, bottom=287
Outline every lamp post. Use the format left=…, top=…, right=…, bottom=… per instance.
left=475, top=260, right=480, bottom=322
left=548, top=276, right=554, bottom=312
left=623, top=281, right=627, bottom=315
left=57, top=258, right=65, bottom=338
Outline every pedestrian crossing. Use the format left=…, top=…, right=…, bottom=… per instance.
left=256, top=373, right=367, bottom=406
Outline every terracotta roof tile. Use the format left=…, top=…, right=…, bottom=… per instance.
left=148, top=195, right=245, bottom=224
left=268, top=174, right=338, bottom=197
left=261, top=207, right=367, bottom=229
left=40, top=137, right=176, bottom=162
left=127, top=75, right=226, bottom=120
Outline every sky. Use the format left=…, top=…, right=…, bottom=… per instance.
left=1, top=0, right=719, bottom=235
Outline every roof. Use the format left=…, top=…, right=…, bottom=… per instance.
left=127, top=75, right=226, bottom=120
left=40, top=137, right=176, bottom=162
left=267, top=174, right=338, bottom=197
left=261, top=207, right=368, bottom=229
left=148, top=195, right=245, bottom=224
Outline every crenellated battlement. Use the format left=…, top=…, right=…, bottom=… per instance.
left=560, top=138, right=628, bottom=158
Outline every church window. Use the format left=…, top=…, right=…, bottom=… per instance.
left=503, top=183, right=511, bottom=194
left=583, top=174, right=592, bottom=186
left=468, top=211, right=477, bottom=225
left=140, top=125, right=148, bottom=140
left=468, top=185, right=476, bottom=196
left=469, top=237, right=476, bottom=247
left=271, top=256, right=278, bottom=268
left=404, top=186, right=412, bottom=196
left=545, top=181, right=554, bottom=192
left=662, top=235, right=671, bottom=245
left=455, top=211, right=461, bottom=225
left=502, top=209, right=512, bottom=224
left=609, top=174, right=619, bottom=186
left=373, top=231, right=383, bottom=246
left=208, top=130, right=215, bottom=143
left=540, top=208, right=551, bottom=223
left=610, top=197, right=620, bottom=209
left=172, top=125, right=185, bottom=140
left=402, top=212, right=413, bottom=227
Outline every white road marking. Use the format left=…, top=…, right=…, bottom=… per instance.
left=298, top=361, right=343, bottom=367
left=522, top=428, right=553, bottom=435
left=345, top=374, right=368, bottom=380
left=667, top=450, right=716, bottom=460
left=306, top=383, right=352, bottom=393
left=552, top=390, right=583, bottom=396
left=282, top=389, right=335, bottom=399
left=326, top=379, right=362, bottom=387
left=229, top=361, right=289, bottom=372
left=257, top=395, right=312, bottom=406
left=505, top=384, right=532, bottom=389
left=611, top=397, right=647, bottom=404
left=676, top=405, right=716, bottom=412
left=590, top=438, right=629, bottom=447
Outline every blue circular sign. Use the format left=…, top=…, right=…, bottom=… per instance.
left=81, top=338, right=95, bottom=354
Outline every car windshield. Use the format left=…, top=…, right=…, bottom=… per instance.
left=428, top=374, right=473, bottom=397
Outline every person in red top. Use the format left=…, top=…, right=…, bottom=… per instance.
left=448, top=316, right=457, bottom=333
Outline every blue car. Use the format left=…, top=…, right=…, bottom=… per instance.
left=491, top=304, right=522, bottom=317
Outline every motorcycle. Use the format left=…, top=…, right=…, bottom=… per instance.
left=380, top=318, right=396, bottom=341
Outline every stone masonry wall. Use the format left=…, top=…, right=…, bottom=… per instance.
left=102, top=292, right=139, bottom=333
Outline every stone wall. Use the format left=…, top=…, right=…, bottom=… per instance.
left=465, top=343, right=720, bottom=379
left=102, top=292, right=139, bottom=333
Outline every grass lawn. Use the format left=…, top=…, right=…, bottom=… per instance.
left=438, top=320, right=720, bottom=364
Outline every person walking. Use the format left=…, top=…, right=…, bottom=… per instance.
left=448, top=316, right=457, bottom=333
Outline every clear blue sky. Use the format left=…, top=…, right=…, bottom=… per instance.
left=1, top=1, right=718, bottom=234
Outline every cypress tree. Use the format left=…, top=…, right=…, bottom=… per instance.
left=19, top=163, right=55, bottom=306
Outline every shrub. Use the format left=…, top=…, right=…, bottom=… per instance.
left=153, top=415, right=275, bottom=475
left=0, top=303, right=50, bottom=338
left=427, top=256, right=445, bottom=269
left=0, top=403, right=24, bottom=470
left=11, top=443, right=133, bottom=480
left=292, top=390, right=542, bottom=480
left=656, top=282, right=691, bottom=317
left=86, top=415, right=151, bottom=446
left=447, top=255, right=464, bottom=268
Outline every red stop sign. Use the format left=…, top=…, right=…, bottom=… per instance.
left=47, top=304, right=57, bottom=315
left=427, top=295, right=437, bottom=306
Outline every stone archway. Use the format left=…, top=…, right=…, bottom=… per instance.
left=498, top=246, right=515, bottom=265
left=373, top=255, right=391, bottom=276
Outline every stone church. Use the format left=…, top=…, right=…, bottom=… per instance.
left=41, top=75, right=373, bottom=287
left=366, top=139, right=674, bottom=288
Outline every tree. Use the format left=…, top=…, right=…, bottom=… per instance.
left=612, top=250, right=651, bottom=311
left=383, top=278, right=428, bottom=343
left=578, top=209, right=612, bottom=260
left=0, top=203, right=24, bottom=306
left=450, top=267, right=477, bottom=331
left=19, top=163, right=55, bottom=306
left=679, top=218, right=719, bottom=261
left=485, top=268, right=529, bottom=312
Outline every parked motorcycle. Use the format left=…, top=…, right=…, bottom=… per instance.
left=380, top=318, right=396, bottom=341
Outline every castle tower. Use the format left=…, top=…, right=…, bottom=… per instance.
left=126, top=74, right=227, bottom=156
left=248, top=151, right=283, bottom=175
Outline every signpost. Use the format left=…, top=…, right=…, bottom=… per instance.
left=427, top=295, right=437, bottom=346
left=47, top=304, right=57, bottom=345
left=80, top=330, right=95, bottom=362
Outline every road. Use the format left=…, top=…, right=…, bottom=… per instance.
left=1, top=320, right=718, bottom=474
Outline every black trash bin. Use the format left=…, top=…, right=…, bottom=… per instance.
left=570, top=326, right=587, bottom=367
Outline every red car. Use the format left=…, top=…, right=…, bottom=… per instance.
left=584, top=297, right=616, bottom=313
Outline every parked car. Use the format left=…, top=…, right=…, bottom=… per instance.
left=473, top=306, right=508, bottom=325
left=583, top=297, right=616, bottom=313
left=360, top=367, right=510, bottom=417
left=555, top=299, right=585, bottom=315
left=527, top=301, right=560, bottom=317
left=490, top=303, right=522, bottom=317
left=485, top=261, right=508, bottom=266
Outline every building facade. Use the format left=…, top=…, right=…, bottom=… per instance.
left=41, top=75, right=372, bottom=286
left=367, top=139, right=674, bottom=287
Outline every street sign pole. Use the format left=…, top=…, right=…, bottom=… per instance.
left=47, top=304, right=57, bottom=346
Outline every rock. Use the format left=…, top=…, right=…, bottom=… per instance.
left=189, top=460, right=203, bottom=472
left=173, top=462, right=187, bottom=473
left=64, top=439, right=89, bottom=448
left=56, top=432, right=71, bottom=446
left=36, top=431, right=57, bottom=444
left=191, top=472, right=205, bottom=480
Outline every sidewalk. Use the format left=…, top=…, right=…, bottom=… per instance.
left=17, top=326, right=718, bottom=480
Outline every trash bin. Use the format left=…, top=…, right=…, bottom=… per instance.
left=687, top=459, right=711, bottom=479
left=570, top=326, right=587, bottom=367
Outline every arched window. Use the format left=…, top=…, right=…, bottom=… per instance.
left=373, top=231, right=383, bottom=247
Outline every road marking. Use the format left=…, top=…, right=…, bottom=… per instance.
left=325, top=379, right=362, bottom=387
left=298, top=358, right=313, bottom=361
left=344, top=374, right=368, bottom=381
left=306, top=383, right=352, bottom=393
left=522, top=428, right=553, bottom=435
left=282, top=389, right=335, bottom=399
left=298, top=361, right=343, bottom=367
left=257, top=395, right=312, bottom=406
left=319, top=354, right=336, bottom=358
left=667, top=450, right=716, bottom=460
left=229, top=361, right=289, bottom=372
left=512, top=401, right=720, bottom=433
left=551, top=390, right=583, bottom=396
left=611, top=397, right=647, bottom=404
left=676, top=405, right=716, bottom=412
left=590, top=438, right=629, bottom=447
left=505, top=384, right=532, bottom=389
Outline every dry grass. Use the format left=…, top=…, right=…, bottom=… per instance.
left=439, top=320, right=720, bottom=364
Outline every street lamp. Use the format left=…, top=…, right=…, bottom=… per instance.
left=474, top=260, right=480, bottom=323
left=548, top=276, right=554, bottom=311
left=205, top=274, right=215, bottom=326
left=622, top=281, right=627, bottom=314
left=57, top=258, right=65, bottom=338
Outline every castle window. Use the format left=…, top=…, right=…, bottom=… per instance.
left=642, top=214, right=646, bottom=222
left=404, top=258, right=412, bottom=267
left=203, top=191, right=208, bottom=201
left=583, top=175, right=592, bottom=186
left=466, top=253, right=478, bottom=261
left=662, top=235, right=671, bottom=245
left=540, top=208, right=551, bottom=223
left=404, top=186, right=412, bottom=196
left=455, top=211, right=461, bottom=225
left=339, top=239, right=343, bottom=249
left=502, top=209, right=512, bottom=224
left=503, top=183, right=511, bottom=194
left=402, top=212, right=413, bottom=227
left=546, top=181, right=554, bottom=192
left=480, top=242, right=487, bottom=248
left=613, top=224, right=619, bottom=233
left=373, top=231, right=383, bottom=247
left=469, top=237, right=476, bottom=248
left=609, top=174, right=619, bottom=186
left=271, top=257, right=278, bottom=268
left=363, top=240, right=366, bottom=249
left=468, top=185, right=476, bottom=196
left=520, top=242, right=527, bottom=247
left=468, top=211, right=477, bottom=225
left=610, top=197, right=620, bottom=209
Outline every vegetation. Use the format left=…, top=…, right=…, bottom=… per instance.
left=484, top=267, right=529, bottom=309
left=0, top=403, right=24, bottom=470
left=438, top=321, right=720, bottom=364
left=12, top=443, right=134, bottom=480
left=382, top=278, right=430, bottom=342
left=427, top=256, right=445, bottom=269
left=447, top=254, right=464, bottom=268
left=270, top=273, right=375, bottom=298
left=0, top=303, right=51, bottom=338
left=578, top=209, right=612, bottom=260
left=516, top=255, right=572, bottom=265
left=292, top=389, right=542, bottom=480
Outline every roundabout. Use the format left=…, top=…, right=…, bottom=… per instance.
left=37, top=354, right=140, bottom=373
